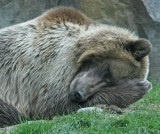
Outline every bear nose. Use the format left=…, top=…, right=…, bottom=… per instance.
left=71, top=89, right=86, bottom=102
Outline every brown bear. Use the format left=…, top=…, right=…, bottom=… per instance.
left=0, top=7, right=152, bottom=127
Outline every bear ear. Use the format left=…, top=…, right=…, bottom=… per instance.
left=127, top=39, right=152, bottom=60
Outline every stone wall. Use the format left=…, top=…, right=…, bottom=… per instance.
left=0, top=0, right=160, bottom=78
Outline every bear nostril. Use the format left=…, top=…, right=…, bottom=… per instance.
left=75, top=91, right=82, bottom=100
left=71, top=89, right=86, bottom=102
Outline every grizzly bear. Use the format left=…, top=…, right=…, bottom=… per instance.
left=0, top=7, right=152, bottom=127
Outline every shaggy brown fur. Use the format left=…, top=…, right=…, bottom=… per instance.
left=0, top=7, right=152, bottom=127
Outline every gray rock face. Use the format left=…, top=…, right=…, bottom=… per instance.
left=142, top=0, right=160, bottom=22
left=0, top=0, right=159, bottom=78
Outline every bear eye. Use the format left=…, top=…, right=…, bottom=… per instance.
left=102, top=69, right=111, bottom=81
left=103, top=72, right=109, bottom=79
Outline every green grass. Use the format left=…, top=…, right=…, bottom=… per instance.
left=2, top=80, right=160, bottom=134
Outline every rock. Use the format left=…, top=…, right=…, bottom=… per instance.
left=77, top=107, right=103, bottom=113
left=0, top=0, right=159, bottom=78
left=141, top=0, right=160, bottom=22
